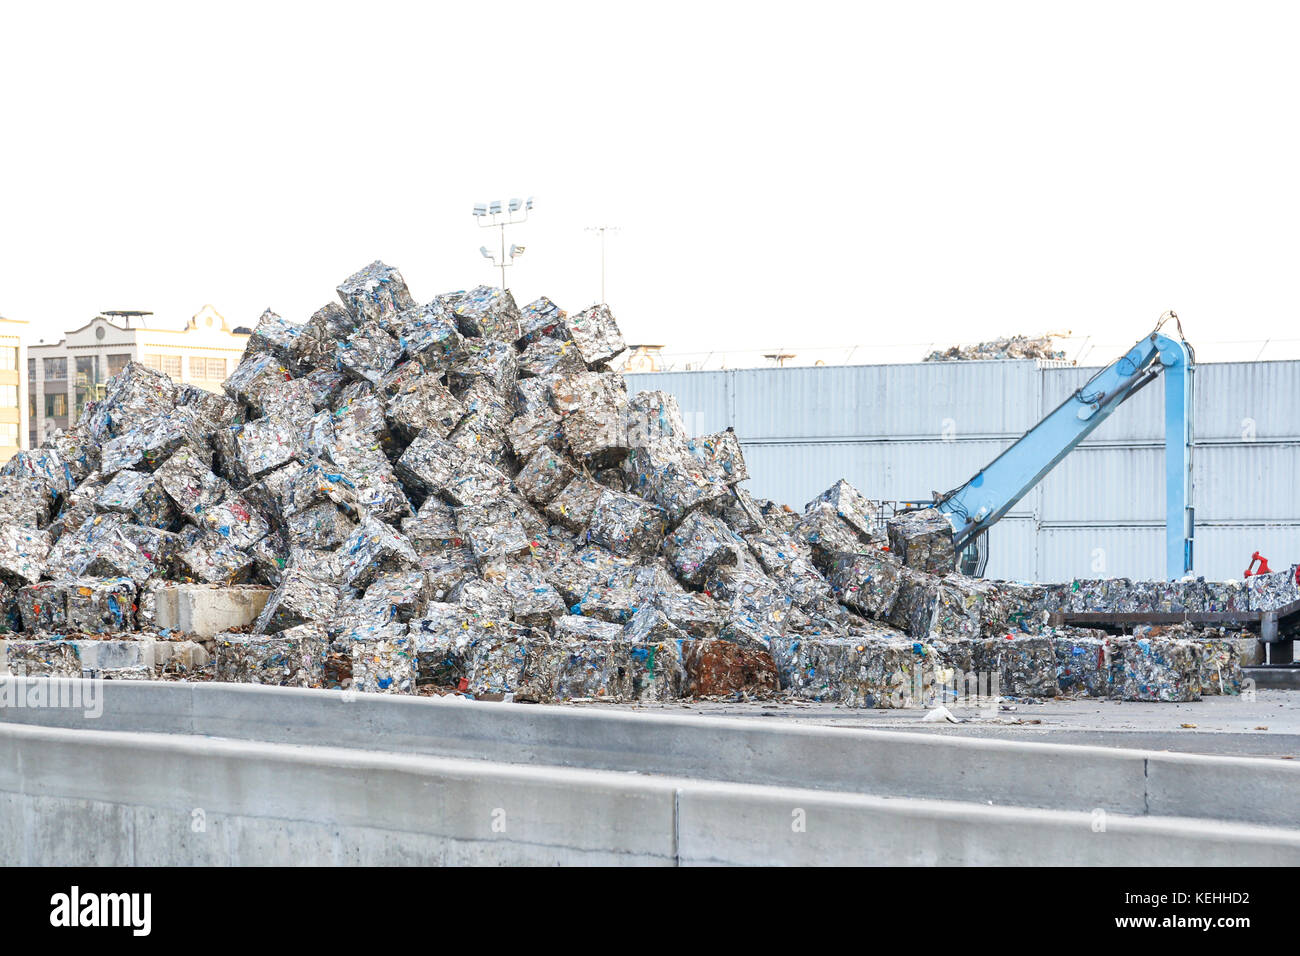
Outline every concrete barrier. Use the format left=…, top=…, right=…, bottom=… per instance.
left=151, top=585, right=271, bottom=637
left=2, top=678, right=1299, bottom=828
left=0, top=720, right=1296, bottom=866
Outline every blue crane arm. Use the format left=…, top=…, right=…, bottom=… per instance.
left=934, top=328, right=1194, bottom=580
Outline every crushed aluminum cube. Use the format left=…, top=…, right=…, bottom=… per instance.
left=887, top=508, right=956, bottom=574
left=544, top=476, right=608, bottom=532
left=586, top=489, right=667, bottom=558
left=666, top=510, right=744, bottom=586
left=505, top=404, right=562, bottom=461
left=973, top=634, right=1059, bottom=697
left=0, top=474, right=54, bottom=528
left=333, top=516, right=418, bottom=590
left=704, top=565, right=793, bottom=647
left=826, top=549, right=903, bottom=619
left=64, top=576, right=137, bottom=633
left=384, top=375, right=465, bottom=442
left=550, top=614, right=622, bottom=642
left=549, top=370, right=626, bottom=416
left=5, top=640, right=81, bottom=677
left=743, top=528, right=834, bottom=610
left=3, top=446, right=74, bottom=497
left=455, top=502, right=532, bottom=564
left=178, top=535, right=254, bottom=584
left=336, top=260, right=416, bottom=329
left=351, top=635, right=416, bottom=694
left=562, top=398, right=629, bottom=466
left=627, top=438, right=730, bottom=525
left=96, top=470, right=177, bottom=530
left=807, top=479, right=881, bottom=542
left=395, top=433, right=512, bottom=506
left=235, top=416, right=304, bottom=477
left=83, top=362, right=177, bottom=443
left=215, top=630, right=325, bottom=688
left=498, top=562, right=566, bottom=627
left=223, top=352, right=291, bottom=412
left=17, top=581, right=67, bottom=632
left=254, top=567, right=341, bottom=633
left=518, top=337, right=585, bottom=379
left=1247, top=566, right=1300, bottom=611
left=624, top=390, right=688, bottom=449
left=197, top=493, right=270, bottom=550
left=0, top=525, right=51, bottom=587
left=687, top=430, right=748, bottom=485
left=773, top=636, right=933, bottom=708
left=98, top=410, right=209, bottom=476
left=246, top=309, right=307, bottom=365
left=155, top=445, right=231, bottom=523
left=453, top=286, right=522, bottom=342
left=515, top=296, right=566, bottom=347
left=622, top=606, right=687, bottom=643
left=398, top=303, right=464, bottom=373
left=514, top=446, right=572, bottom=506
left=286, top=501, right=357, bottom=551
left=562, top=303, right=626, bottom=366
left=45, top=428, right=100, bottom=486
left=449, top=339, right=518, bottom=395
left=337, top=322, right=403, bottom=385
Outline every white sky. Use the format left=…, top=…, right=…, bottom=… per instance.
left=2, top=0, right=1298, bottom=363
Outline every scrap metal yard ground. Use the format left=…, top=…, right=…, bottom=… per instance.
left=584, top=689, right=1300, bottom=758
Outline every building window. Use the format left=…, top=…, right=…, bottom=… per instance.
left=0, top=385, right=16, bottom=408
left=43, top=357, right=67, bottom=380
left=107, top=353, right=131, bottom=378
left=29, top=393, right=36, bottom=418
left=0, top=348, right=16, bottom=372
left=45, top=393, right=67, bottom=418
left=74, top=356, right=98, bottom=386
left=198, top=357, right=227, bottom=379
left=161, top=355, right=181, bottom=379
left=27, top=358, right=35, bottom=378
left=0, top=424, right=17, bottom=446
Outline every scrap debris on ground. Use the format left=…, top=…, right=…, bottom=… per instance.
left=924, top=334, right=1067, bottom=362
left=0, top=261, right=1293, bottom=707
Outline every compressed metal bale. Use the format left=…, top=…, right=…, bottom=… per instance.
left=64, top=576, right=137, bottom=633
left=178, top=535, right=254, bottom=584
left=680, top=638, right=779, bottom=697
left=286, top=501, right=357, bottom=550
left=586, top=489, right=667, bottom=558
left=806, top=479, right=881, bottom=542
left=653, top=589, right=728, bottom=639
left=704, top=565, right=793, bottom=648
left=338, top=322, right=403, bottom=386
left=234, top=416, right=304, bottom=477
left=772, top=636, right=934, bottom=708
left=513, top=375, right=555, bottom=417
left=398, top=303, right=465, bottom=373
left=351, top=635, right=417, bottom=694
left=549, top=370, right=626, bottom=416
left=452, top=285, right=522, bottom=342
left=496, top=561, right=567, bottom=627
left=18, top=581, right=66, bottom=633
left=505, top=404, right=562, bottom=461
left=884, top=566, right=939, bottom=637
left=1247, top=566, right=1300, bottom=611
left=971, top=634, right=1060, bottom=698
left=400, top=498, right=460, bottom=553
left=544, top=476, right=607, bottom=532
left=5, top=640, right=80, bottom=677
left=396, top=432, right=513, bottom=506
left=155, top=445, right=231, bottom=523
left=336, top=260, right=416, bottom=329
left=0, top=474, right=54, bottom=529
left=626, top=438, right=730, bottom=526
left=454, top=501, right=532, bottom=563
left=666, top=509, right=743, bottom=586
left=418, top=547, right=478, bottom=601
left=518, top=337, right=585, bottom=379
left=302, top=367, right=350, bottom=409
left=561, top=303, right=626, bottom=366
left=622, top=606, right=688, bottom=643
left=925, top=573, right=1007, bottom=641
left=449, top=339, right=518, bottom=395
left=514, top=446, right=573, bottom=506
left=0, top=524, right=51, bottom=586
left=1192, top=630, right=1246, bottom=696
left=245, top=309, right=308, bottom=366
left=99, top=409, right=210, bottom=476
left=515, top=296, right=566, bottom=348
left=742, top=527, right=833, bottom=610
left=826, top=549, right=903, bottom=619
left=45, top=428, right=100, bottom=486
left=2, top=447, right=74, bottom=498
left=254, top=567, right=341, bottom=633
left=215, top=631, right=325, bottom=688
left=1108, top=636, right=1201, bottom=702
left=688, top=430, right=748, bottom=485
left=624, top=391, right=688, bottom=449
left=223, top=352, right=291, bottom=412
left=196, top=493, right=270, bottom=550
left=886, top=508, right=956, bottom=574
left=95, top=470, right=177, bottom=530
left=551, top=615, right=623, bottom=641
left=82, top=362, right=177, bottom=443
left=333, top=516, right=419, bottom=590
left=384, top=375, right=465, bottom=442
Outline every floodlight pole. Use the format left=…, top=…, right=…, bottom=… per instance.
left=474, top=199, right=533, bottom=291
left=585, top=225, right=619, bottom=304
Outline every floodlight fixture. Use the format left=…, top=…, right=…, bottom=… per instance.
left=479, top=246, right=492, bottom=259
left=509, top=244, right=525, bottom=258
left=508, top=198, right=522, bottom=213
left=473, top=204, right=487, bottom=217
left=489, top=200, right=503, bottom=215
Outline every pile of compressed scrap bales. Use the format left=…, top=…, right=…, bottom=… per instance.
left=924, top=334, right=1066, bottom=362
left=0, top=260, right=1287, bottom=706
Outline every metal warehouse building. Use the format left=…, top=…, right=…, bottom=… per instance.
left=627, top=358, right=1299, bottom=583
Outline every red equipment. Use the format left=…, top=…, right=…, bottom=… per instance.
left=1244, top=552, right=1272, bottom=577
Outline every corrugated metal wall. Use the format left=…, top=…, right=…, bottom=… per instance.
left=627, top=359, right=1300, bottom=582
